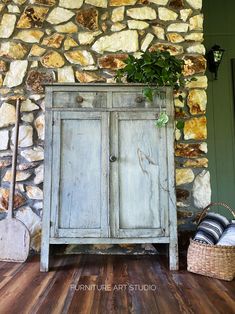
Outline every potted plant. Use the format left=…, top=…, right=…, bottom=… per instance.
left=115, top=50, right=185, bottom=127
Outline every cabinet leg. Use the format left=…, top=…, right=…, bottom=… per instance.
left=169, top=242, right=178, bottom=271
left=40, top=243, right=50, bottom=272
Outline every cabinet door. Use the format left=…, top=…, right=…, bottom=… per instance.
left=51, top=111, right=109, bottom=238
left=110, top=112, right=169, bottom=238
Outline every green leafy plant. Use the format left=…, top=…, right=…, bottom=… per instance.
left=115, top=50, right=185, bottom=127
left=116, top=50, right=184, bottom=96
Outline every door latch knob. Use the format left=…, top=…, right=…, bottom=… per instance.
left=109, top=155, right=117, bottom=162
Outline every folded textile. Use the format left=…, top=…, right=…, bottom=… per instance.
left=217, top=222, right=235, bottom=246
left=194, top=212, right=230, bottom=245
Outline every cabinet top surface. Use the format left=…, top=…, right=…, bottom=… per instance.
left=45, top=84, right=173, bottom=111
left=44, top=83, right=171, bottom=87
left=45, top=83, right=172, bottom=92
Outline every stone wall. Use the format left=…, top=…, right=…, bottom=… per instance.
left=0, top=0, right=210, bottom=251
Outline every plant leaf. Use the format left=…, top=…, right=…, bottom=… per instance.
left=143, top=87, right=153, bottom=102
left=176, top=120, right=185, bottom=130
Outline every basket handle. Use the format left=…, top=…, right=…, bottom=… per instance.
left=197, top=202, right=235, bottom=225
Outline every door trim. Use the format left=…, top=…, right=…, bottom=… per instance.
left=51, top=111, right=110, bottom=238
left=110, top=111, right=167, bottom=238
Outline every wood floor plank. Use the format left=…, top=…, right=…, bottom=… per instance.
left=0, top=254, right=234, bottom=314
left=33, top=255, right=81, bottom=314
left=61, top=256, right=86, bottom=314
left=26, top=255, right=71, bottom=314
left=0, top=258, right=41, bottom=313
left=149, top=256, right=187, bottom=314
left=0, top=263, right=26, bottom=290
left=170, top=271, right=221, bottom=314
left=68, top=275, right=99, bottom=314
left=198, top=276, right=235, bottom=314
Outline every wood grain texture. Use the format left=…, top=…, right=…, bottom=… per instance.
left=0, top=219, right=30, bottom=262
left=53, top=92, right=107, bottom=108
left=51, top=112, right=109, bottom=238
left=1, top=255, right=235, bottom=314
left=41, top=91, right=53, bottom=271
left=41, top=84, right=177, bottom=271
left=113, top=112, right=163, bottom=235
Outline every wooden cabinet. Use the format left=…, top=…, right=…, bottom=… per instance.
left=41, top=84, right=178, bottom=272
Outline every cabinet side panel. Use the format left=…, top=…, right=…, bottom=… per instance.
left=59, top=119, right=102, bottom=229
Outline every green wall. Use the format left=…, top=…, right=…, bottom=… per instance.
left=203, top=0, right=235, bottom=214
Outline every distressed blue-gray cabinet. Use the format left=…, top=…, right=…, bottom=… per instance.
left=40, top=84, right=178, bottom=272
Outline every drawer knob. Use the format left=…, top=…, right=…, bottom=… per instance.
left=109, top=155, right=117, bottom=162
left=135, top=96, right=144, bottom=103
left=76, top=95, right=84, bottom=103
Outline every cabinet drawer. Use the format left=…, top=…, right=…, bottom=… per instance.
left=53, top=91, right=107, bottom=108
left=112, top=92, right=161, bottom=108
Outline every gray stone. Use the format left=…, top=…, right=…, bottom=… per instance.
left=92, top=30, right=138, bottom=53
left=78, top=31, right=102, bottom=45
left=47, top=7, right=75, bottom=25
left=7, top=5, right=21, bottom=13
left=33, top=202, right=43, bottom=211
left=186, top=76, right=208, bottom=89
left=185, top=32, right=203, bottom=42
left=193, top=170, right=211, bottom=209
left=0, top=41, right=28, bottom=60
left=111, top=6, right=124, bottom=22
left=187, top=89, right=207, bottom=115
left=21, top=99, right=39, bottom=112
left=58, top=66, right=75, bottom=83
left=127, top=20, right=149, bottom=30
left=152, top=25, right=165, bottom=40
left=0, top=103, right=16, bottom=128
left=149, top=0, right=168, bottom=4
left=59, top=0, right=83, bottom=8
left=0, top=14, right=16, bottom=38
left=3, top=60, right=28, bottom=88
left=189, top=14, right=203, bottom=31
left=26, top=186, right=43, bottom=200
left=21, top=113, right=34, bottom=123
left=186, top=0, right=202, bottom=10
left=180, top=9, right=192, bottom=22
left=15, top=206, right=41, bottom=251
left=167, top=23, right=189, bottom=33
left=176, top=169, right=195, bottom=186
left=34, top=164, right=44, bottom=185
left=34, top=115, right=45, bottom=140
left=0, top=130, right=9, bottom=150
left=186, top=44, right=206, bottom=55
left=3, top=169, right=31, bottom=182
left=65, top=50, right=94, bottom=66
left=12, top=125, right=33, bottom=148
left=85, top=0, right=107, bottom=7
left=127, top=7, right=156, bottom=20
left=111, top=22, right=126, bottom=32
left=14, top=30, right=44, bottom=43
left=141, top=33, right=154, bottom=52
left=21, top=146, right=44, bottom=162
left=158, top=7, right=178, bottom=21
left=54, top=22, right=78, bottom=33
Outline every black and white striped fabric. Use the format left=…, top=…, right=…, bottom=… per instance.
left=194, top=212, right=230, bottom=245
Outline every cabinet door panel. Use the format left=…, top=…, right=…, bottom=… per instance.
left=51, top=111, right=109, bottom=238
left=110, top=112, right=168, bottom=238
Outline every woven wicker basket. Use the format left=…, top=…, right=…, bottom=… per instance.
left=187, top=202, right=235, bottom=281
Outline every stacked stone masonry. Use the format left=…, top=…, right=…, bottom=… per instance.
left=0, top=0, right=210, bottom=250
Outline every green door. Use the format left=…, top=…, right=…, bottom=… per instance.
left=204, top=1, right=235, bottom=214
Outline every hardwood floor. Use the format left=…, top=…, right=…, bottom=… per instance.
left=0, top=254, right=234, bottom=314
